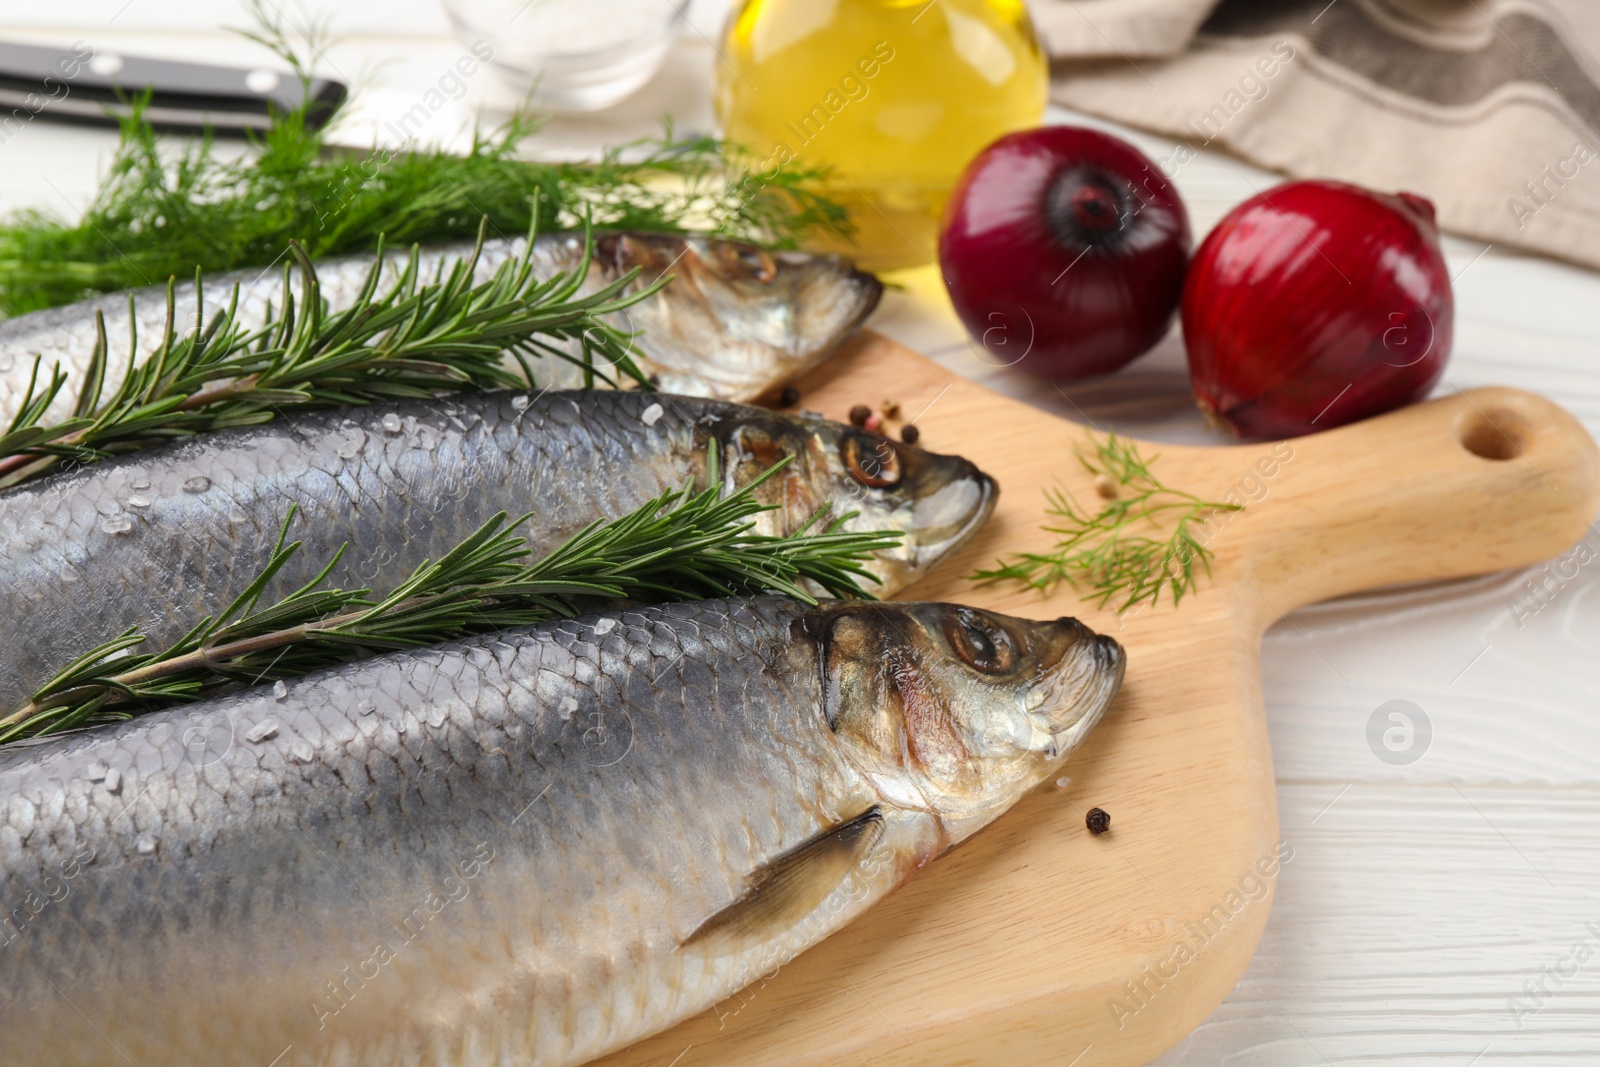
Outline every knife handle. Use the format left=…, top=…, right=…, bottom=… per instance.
left=0, top=40, right=345, bottom=134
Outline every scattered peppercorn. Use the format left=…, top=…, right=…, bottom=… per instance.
left=1086, top=807, right=1111, bottom=835
left=779, top=386, right=801, bottom=407
left=864, top=413, right=883, bottom=432
left=1093, top=473, right=1118, bottom=500
left=848, top=404, right=872, bottom=427
left=881, top=399, right=901, bottom=418
left=900, top=423, right=921, bottom=444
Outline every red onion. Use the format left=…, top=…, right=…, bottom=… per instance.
left=938, top=126, right=1191, bottom=379
left=1182, top=180, right=1453, bottom=438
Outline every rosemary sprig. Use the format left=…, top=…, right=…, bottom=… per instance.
left=972, top=432, right=1241, bottom=612
left=0, top=219, right=659, bottom=489
left=0, top=451, right=899, bottom=743
left=0, top=5, right=848, bottom=316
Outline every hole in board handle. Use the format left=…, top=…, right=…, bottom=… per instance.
left=1458, top=408, right=1529, bottom=461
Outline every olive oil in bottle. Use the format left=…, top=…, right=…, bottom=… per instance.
left=716, top=0, right=1047, bottom=271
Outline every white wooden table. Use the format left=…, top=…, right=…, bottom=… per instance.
left=4, top=2, right=1599, bottom=1063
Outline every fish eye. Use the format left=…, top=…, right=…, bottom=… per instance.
left=841, top=433, right=901, bottom=489
left=943, top=608, right=1017, bottom=674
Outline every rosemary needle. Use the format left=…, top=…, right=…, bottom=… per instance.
left=971, top=431, right=1241, bottom=612
left=0, top=450, right=900, bottom=744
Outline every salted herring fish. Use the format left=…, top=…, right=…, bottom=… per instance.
left=0, top=389, right=997, bottom=713
left=0, top=596, right=1125, bottom=1066
left=0, top=232, right=884, bottom=426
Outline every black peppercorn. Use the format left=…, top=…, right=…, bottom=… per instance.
left=779, top=386, right=801, bottom=407
left=900, top=423, right=920, bottom=444
left=848, top=404, right=871, bottom=427
left=1086, top=807, right=1111, bottom=835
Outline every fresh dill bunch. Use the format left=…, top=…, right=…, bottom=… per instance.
left=972, top=432, right=1242, bottom=612
left=0, top=452, right=900, bottom=743
left=0, top=220, right=658, bottom=489
left=0, top=7, right=849, bottom=316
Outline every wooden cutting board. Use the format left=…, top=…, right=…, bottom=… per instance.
left=596, top=331, right=1600, bottom=1067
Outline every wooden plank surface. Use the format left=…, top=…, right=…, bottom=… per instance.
left=590, top=330, right=1600, bottom=1067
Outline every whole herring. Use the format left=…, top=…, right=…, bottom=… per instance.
left=0, top=390, right=996, bottom=713
left=0, top=232, right=884, bottom=425
left=0, top=596, right=1126, bottom=1066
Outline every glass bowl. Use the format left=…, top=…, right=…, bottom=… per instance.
left=441, top=0, right=688, bottom=113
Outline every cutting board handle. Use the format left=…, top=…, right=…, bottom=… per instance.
left=1238, top=386, right=1600, bottom=615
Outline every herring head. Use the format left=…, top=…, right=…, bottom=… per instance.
left=806, top=603, right=1125, bottom=848
left=603, top=234, right=882, bottom=402
left=704, top=409, right=997, bottom=595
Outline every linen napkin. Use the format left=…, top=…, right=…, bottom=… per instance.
left=1039, top=0, right=1600, bottom=270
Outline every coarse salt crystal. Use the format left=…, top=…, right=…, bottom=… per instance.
left=245, top=720, right=279, bottom=744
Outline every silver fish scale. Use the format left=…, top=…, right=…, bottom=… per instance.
left=0, top=597, right=857, bottom=1067
left=0, top=390, right=730, bottom=713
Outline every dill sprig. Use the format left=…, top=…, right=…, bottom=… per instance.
left=0, top=219, right=659, bottom=490
left=0, top=451, right=899, bottom=743
left=0, top=5, right=848, bottom=316
left=972, top=432, right=1241, bottom=612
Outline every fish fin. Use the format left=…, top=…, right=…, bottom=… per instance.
left=682, top=807, right=885, bottom=955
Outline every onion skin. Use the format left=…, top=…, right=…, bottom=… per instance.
left=939, top=126, right=1191, bottom=380
left=1182, top=180, right=1453, bottom=439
